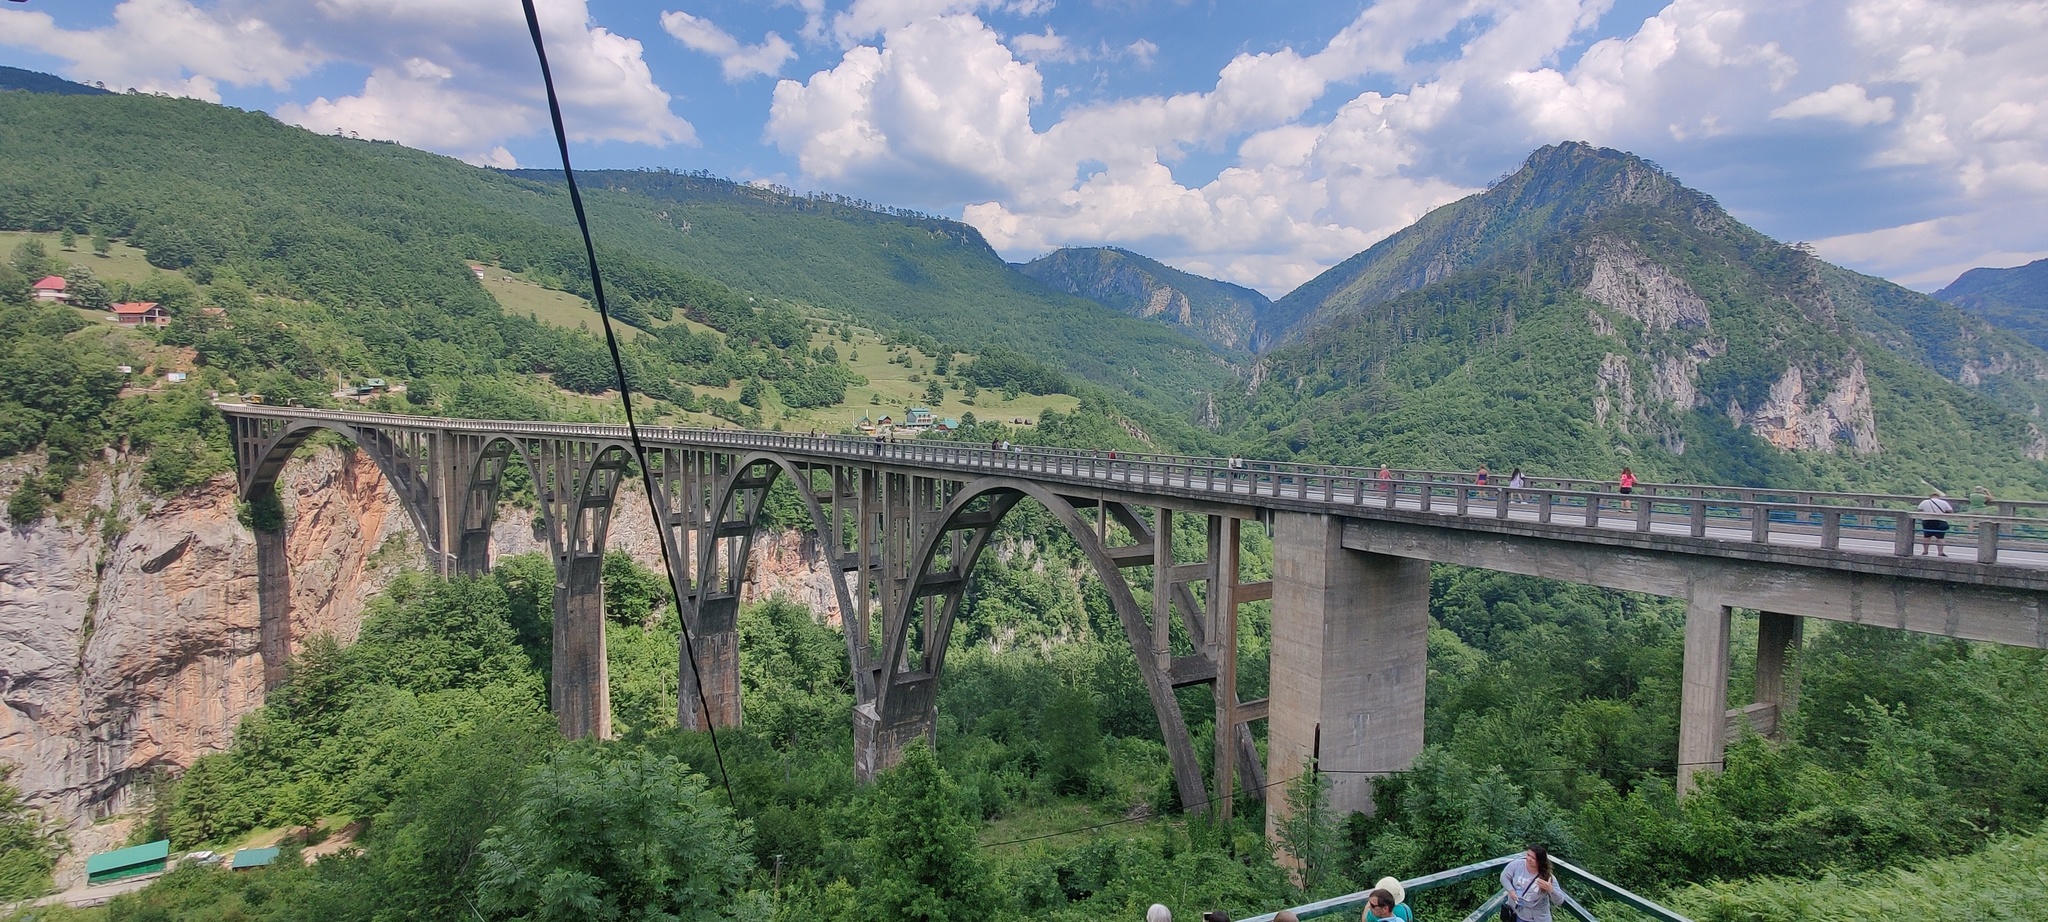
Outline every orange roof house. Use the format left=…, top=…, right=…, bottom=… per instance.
left=32, top=276, right=67, bottom=301
left=111, top=301, right=169, bottom=327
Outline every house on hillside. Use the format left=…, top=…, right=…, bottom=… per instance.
left=111, top=301, right=169, bottom=327
left=468, top=264, right=487, bottom=280
left=32, top=275, right=67, bottom=302
left=902, top=407, right=935, bottom=430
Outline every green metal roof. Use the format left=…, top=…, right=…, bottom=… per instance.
left=230, top=847, right=281, bottom=869
left=85, top=839, right=170, bottom=874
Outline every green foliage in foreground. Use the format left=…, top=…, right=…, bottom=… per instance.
left=96, top=537, right=2048, bottom=922
left=1669, top=824, right=2048, bottom=921
left=0, top=763, right=64, bottom=901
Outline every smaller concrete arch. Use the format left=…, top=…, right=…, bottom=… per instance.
left=236, top=417, right=445, bottom=571
left=687, top=449, right=867, bottom=728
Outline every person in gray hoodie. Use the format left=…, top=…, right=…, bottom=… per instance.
left=1499, top=845, right=1565, bottom=922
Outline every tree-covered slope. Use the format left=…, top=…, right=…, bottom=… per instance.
left=499, top=169, right=1237, bottom=413
left=0, top=65, right=111, bottom=96
left=1013, top=246, right=1270, bottom=355
left=1233, top=145, right=2048, bottom=495
left=1938, top=257, right=2048, bottom=351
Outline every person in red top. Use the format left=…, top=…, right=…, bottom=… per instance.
left=1618, top=466, right=1638, bottom=512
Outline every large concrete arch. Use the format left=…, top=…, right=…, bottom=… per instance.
left=865, top=476, right=1264, bottom=813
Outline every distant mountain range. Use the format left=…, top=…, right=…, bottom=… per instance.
left=1011, top=247, right=1269, bottom=355
left=6, top=65, right=2048, bottom=491
left=1938, top=257, right=2048, bottom=352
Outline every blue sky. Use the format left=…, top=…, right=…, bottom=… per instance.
left=5, top=0, right=2045, bottom=297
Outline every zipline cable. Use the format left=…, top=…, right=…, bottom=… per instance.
left=519, top=0, right=736, bottom=811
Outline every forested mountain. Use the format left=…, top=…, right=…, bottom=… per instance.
left=1939, top=257, right=2048, bottom=351
left=1013, top=246, right=1271, bottom=354
left=0, top=65, right=110, bottom=96
left=1232, top=142, right=2048, bottom=495
left=499, top=169, right=1235, bottom=413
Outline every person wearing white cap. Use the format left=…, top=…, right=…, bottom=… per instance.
left=1147, top=904, right=1172, bottom=922
left=1374, top=877, right=1413, bottom=921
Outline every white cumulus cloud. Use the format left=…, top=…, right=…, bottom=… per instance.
left=2, top=0, right=693, bottom=164
left=1771, top=83, right=1895, bottom=125
left=661, top=10, right=796, bottom=80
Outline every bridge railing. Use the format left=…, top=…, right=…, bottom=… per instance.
left=218, top=404, right=2048, bottom=567
left=1237, top=853, right=1691, bottom=922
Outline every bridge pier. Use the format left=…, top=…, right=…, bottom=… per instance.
left=1679, top=598, right=1731, bottom=794
left=1267, top=512, right=1429, bottom=838
left=854, top=678, right=937, bottom=781
left=553, top=555, right=611, bottom=739
left=254, top=511, right=292, bottom=691
left=678, top=598, right=742, bottom=730
left=1753, top=611, right=1801, bottom=731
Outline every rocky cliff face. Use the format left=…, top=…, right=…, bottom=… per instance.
left=0, top=448, right=414, bottom=836
left=2, top=447, right=845, bottom=849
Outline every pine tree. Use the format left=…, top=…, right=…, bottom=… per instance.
left=860, top=742, right=995, bottom=922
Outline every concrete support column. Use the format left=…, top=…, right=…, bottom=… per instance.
left=678, top=598, right=742, bottom=731
left=553, top=555, right=611, bottom=739
left=854, top=678, right=937, bottom=782
left=254, top=520, right=292, bottom=691
left=1679, top=598, right=1732, bottom=795
left=1267, top=512, right=1429, bottom=839
left=1755, top=611, right=1802, bottom=733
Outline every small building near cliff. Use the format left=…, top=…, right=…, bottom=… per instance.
left=86, top=839, right=170, bottom=885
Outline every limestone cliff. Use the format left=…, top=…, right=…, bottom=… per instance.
left=1, top=446, right=844, bottom=852
left=1015, top=247, right=1269, bottom=355
left=0, top=448, right=413, bottom=836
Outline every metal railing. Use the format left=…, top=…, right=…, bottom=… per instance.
left=1241, top=853, right=1690, bottom=922
left=218, top=404, right=2048, bottom=569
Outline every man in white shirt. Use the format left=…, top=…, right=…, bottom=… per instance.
left=1917, top=490, right=1955, bottom=557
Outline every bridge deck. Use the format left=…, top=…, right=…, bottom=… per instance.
left=219, top=404, right=2048, bottom=585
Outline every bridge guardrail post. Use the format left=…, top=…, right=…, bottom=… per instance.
left=1538, top=490, right=1553, bottom=524
left=1750, top=503, right=1770, bottom=543
left=1418, top=478, right=1433, bottom=512
left=1689, top=499, right=1706, bottom=537
left=1586, top=491, right=1601, bottom=528
left=1635, top=493, right=1654, bottom=531
left=1978, top=521, right=2000, bottom=564
left=1893, top=514, right=1916, bottom=556
left=1821, top=510, right=1842, bottom=550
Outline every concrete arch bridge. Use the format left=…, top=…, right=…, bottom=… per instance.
left=223, top=404, right=2048, bottom=832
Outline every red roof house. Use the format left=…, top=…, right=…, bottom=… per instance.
left=32, top=275, right=68, bottom=301
left=111, top=301, right=169, bottom=327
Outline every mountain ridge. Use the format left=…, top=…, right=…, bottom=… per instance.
left=1233, top=142, right=2048, bottom=496
left=1012, top=246, right=1270, bottom=355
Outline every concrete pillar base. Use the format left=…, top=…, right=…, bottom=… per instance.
left=1267, top=513, right=1429, bottom=842
left=553, top=555, right=611, bottom=740
left=854, top=679, right=937, bottom=783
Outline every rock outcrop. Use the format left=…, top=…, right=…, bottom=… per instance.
left=2, top=445, right=847, bottom=857
left=1, top=448, right=413, bottom=836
